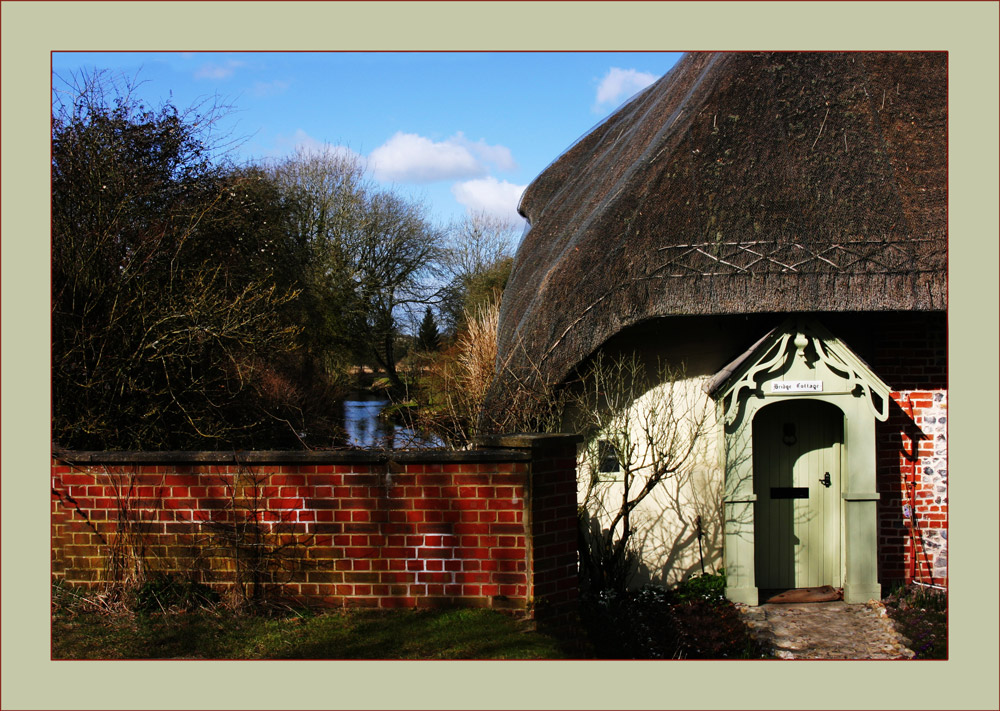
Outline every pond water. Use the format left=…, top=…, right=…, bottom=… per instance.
left=342, top=394, right=442, bottom=449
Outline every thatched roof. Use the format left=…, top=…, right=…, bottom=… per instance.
left=493, top=52, right=947, bottom=400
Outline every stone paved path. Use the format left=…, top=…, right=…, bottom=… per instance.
left=737, top=600, right=915, bottom=659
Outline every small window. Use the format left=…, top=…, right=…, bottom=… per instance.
left=598, top=440, right=620, bottom=473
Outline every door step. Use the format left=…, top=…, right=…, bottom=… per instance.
left=764, top=586, right=844, bottom=604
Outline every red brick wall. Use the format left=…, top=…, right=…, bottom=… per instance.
left=51, top=435, right=580, bottom=619
left=513, top=438, right=579, bottom=622
left=872, top=314, right=947, bottom=588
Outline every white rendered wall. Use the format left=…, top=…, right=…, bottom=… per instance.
left=574, top=369, right=725, bottom=588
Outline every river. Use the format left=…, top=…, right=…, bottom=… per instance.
left=341, top=392, right=442, bottom=449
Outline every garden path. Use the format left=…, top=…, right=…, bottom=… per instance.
left=737, top=600, right=915, bottom=659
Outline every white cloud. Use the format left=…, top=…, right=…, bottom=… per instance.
left=451, top=177, right=527, bottom=224
left=252, top=79, right=290, bottom=98
left=194, top=60, right=245, bottom=80
left=369, top=131, right=516, bottom=183
left=594, top=67, right=659, bottom=110
left=455, top=133, right=517, bottom=172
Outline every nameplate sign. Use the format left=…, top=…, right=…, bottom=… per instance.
left=770, top=380, right=823, bottom=393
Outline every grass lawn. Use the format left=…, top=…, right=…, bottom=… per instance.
left=50, top=574, right=766, bottom=660
left=52, top=604, right=569, bottom=660
left=55, top=577, right=942, bottom=661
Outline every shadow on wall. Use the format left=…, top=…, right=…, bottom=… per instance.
left=877, top=396, right=947, bottom=588
left=634, top=470, right=724, bottom=588
left=578, top=468, right=724, bottom=593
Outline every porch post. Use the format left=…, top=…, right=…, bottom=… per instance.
left=723, top=498, right=758, bottom=605
left=842, top=416, right=881, bottom=603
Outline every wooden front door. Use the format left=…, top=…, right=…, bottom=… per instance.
left=753, top=400, right=843, bottom=590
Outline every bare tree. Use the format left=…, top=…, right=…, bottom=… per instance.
left=441, top=211, right=520, bottom=279
left=353, top=190, right=443, bottom=389
left=439, top=211, right=520, bottom=333
left=264, top=147, right=368, bottom=381
left=267, top=146, right=367, bottom=247
left=266, top=148, right=443, bottom=393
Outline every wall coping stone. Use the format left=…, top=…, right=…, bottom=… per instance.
left=475, top=433, right=583, bottom=450
left=53, top=448, right=532, bottom=465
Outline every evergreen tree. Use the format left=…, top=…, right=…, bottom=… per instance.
left=417, top=307, right=441, bottom=352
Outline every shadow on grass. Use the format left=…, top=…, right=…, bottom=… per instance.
left=51, top=577, right=770, bottom=660
left=52, top=604, right=567, bottom=660
left=278, top=609, right=539, bottom=659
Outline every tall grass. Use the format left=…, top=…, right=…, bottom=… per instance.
left=455, top=300, right=500, bottom=411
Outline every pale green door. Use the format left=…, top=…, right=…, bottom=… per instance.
left=753, top=400, right=843, bottom=590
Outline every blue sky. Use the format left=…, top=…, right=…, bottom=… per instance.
left=52, top=51, right=682, bottom=228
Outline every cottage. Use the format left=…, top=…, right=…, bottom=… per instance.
left=489, top=52, right=947, bottom=605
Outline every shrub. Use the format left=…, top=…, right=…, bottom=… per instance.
left=672, top=598, right=769, bottom=659
left=578, top=579, right=770, bottom=659
left=883, top=583, right=948, bottom=659
left=672, top=571, right=727, bottom=605
left=579, top=586, right=682, bottom=659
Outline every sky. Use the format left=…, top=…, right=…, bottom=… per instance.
left=51, top=51, right=683, bottom=230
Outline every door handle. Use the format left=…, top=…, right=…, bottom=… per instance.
left=819, top=472, right=832, bottom=488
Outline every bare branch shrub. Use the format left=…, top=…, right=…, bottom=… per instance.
left=570, top=353, right=712, bottom=592
left=51, top=462, right=169, bottom=612
left=54, top=457, right=315, bottom=613
left=101, top=466, right=159, bottom=594
left=51, top=69, right=307, bottom=450
left=199, top=463, right=316, bottom=609
left=477, top=333, right=572, bottom=437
